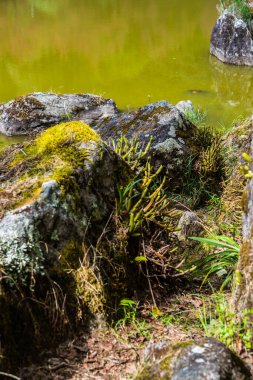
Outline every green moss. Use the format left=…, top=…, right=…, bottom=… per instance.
left=0, top=121, right=100, bottom=214
left=34, top=120, right=99, bottom=155
left=136, top=342, right=194, bottom=379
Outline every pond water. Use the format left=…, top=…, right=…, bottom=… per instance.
left=0, top=0, right=253, bottom=148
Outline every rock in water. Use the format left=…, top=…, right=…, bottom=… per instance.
left=136, top=339, right=251, bottom=379
left=210, top=13, right=253, bottom=66
left=0, top=92, right=118, bottom=136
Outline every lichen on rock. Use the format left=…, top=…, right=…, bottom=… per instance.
left=210, top=12, right=253, bottom=66
left=136, top=338, right=251, bottom=379
left=0, top=92, right=118, bottom=136
left=0, top=120, right=123, bottom=286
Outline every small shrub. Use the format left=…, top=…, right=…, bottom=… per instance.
left=218, top=0, right=251, bottom=23
left=181, top=125, right=230, bottom=207
left=197, top=293, right=253, bottom=350
left=187, top=235, right=239, bottom=289
left=184, top=107, right=206, bottom=126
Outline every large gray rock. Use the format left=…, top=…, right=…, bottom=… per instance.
left=210, top=13, right=253, bottom=66
left=96, top=101, right=199, bottom=179
left=136, top=339, right=251, bottom=379
left=0, top=128, right=124, bottom=283
left=0, top=122, right=129, bottom=371
left=0, top=92, right=118, bottom=136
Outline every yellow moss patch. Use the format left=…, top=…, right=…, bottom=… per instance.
left=1, top=121, right=101, bottom=214
left=35, top=121, right=100, bottom=155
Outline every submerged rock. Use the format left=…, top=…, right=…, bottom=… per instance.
left=0, top=92, right=118, bottom=136
left=96, top=101, right=199, bottom=179
left=210, top=13, right=253, bottom=66
left=136, top=338, right=251, bottom=379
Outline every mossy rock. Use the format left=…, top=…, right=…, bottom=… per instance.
left=136, top=338, right=251, bottom=379
left=95, top=101, right=201, bottom=187
left=0, top=92, right=118, bottom=136
left=0, top=121, right=129, bottom=370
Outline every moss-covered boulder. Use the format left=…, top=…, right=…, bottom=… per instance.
left=0, top=92, right=118, bottom=136
left=136, top=339, right=251, bottom=379
left=0, top=121, right=125, bottom=282
left=0, top=121, right=127, bottom=370
left=96, top=101, right=200, bottom=182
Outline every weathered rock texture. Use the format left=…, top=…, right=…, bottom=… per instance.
left=0, top=94, right=200, bottom=184
left=210, top=13, right=253, bottom=66
left=233, top=135, right=253, bottom=319
left=0, top=122, right=127, bottom=369
left=218, top=119, right=252, bottom=227
left=136, top=338, right=251, bottom=379
left=176, top=211, right=204, bottom=244
left=0, top=92, right=118, bottom=136
left=176, top=100, right=194, bottom=114
left=96, top=101, right=199, bottom=179
left=0, top=124, right=124, bottom=283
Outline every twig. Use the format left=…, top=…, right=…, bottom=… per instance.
left=142, top=240, right=157, bottom=307
left=0, top=372, right=21, bottom=380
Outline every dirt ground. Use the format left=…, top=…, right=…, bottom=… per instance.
left=15, top=290, right=253, bottom=379
left=19, top=292, right=210, bottom=380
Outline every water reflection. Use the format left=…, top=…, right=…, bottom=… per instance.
left=28, top=0, right=60, bottom=16
left=210, top=56, right=253, bottom=125
left=0, top=0, right=252, bottom=146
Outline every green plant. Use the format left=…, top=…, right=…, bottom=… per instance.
left=116, top=159, right=175, bottom=236
left=109, top=135, right=152, bottom=171
left=197, top=292, right=253, bottom=350
left=184, top=107, right=207, bottom=126
left=180, top=125, right=229, bottom=207
left=218, top=0, right=251, bottom=23
left=241, top=152, right=253, bottom=178
left=116, top=299, right=138, bottom=327
left=188, top=235, right=240, bottom=289
left=114, top=299, right=151, bottom=339
left=111, top=136, right=176, bottom=237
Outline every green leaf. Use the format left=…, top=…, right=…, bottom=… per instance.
left=134, top=256, right=148, bottom=262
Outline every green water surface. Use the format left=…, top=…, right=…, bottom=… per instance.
left=0, top=0, right=253, bottom=147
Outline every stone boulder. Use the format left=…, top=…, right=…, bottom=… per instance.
left=176, top=211, right=204, bottom=244
left=96, top=101, right=200, bottom=180
left=0, top=121, right=129, bottom=370
left=0, top=92, right=118, bottom=136
left=176, top=100, right=194, bottom=114
left=210, top=13, right=253, bottom=66
left=0, top=121, right=125, bottom=283
left=136, top=338, right=251, bottom=379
